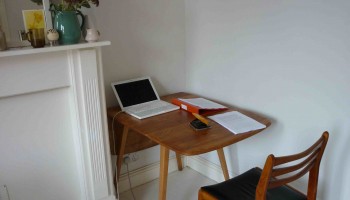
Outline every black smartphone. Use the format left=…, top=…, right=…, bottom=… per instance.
left=190, top=119, right=211, bottom=131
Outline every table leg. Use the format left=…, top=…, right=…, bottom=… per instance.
left=116, top=126, right=129, bottom=182
left=176, top=153, right=183, bottom=171
left=159, top=145, right=169, bottom=200
left=217, top=148, right=229, bottom=180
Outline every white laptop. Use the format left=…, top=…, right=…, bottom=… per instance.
left=111, top=77, right=179, bottom=119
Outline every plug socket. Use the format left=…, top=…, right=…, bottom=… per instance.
left=123, top=156, right=131, bottom=164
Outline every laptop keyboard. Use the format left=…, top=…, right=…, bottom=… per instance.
left=126, top=100, right=179, bottom=118
left=137, top=105, right=177, bottom=117
left=129, top=101, right=173, bottom=113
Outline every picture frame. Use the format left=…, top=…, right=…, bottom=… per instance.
left=22, top=9, right=45, bottom=32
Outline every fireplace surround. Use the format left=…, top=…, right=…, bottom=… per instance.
left=0, top=42, right=116, bottom=200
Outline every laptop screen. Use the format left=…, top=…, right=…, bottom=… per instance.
left=113, top=79, right=158, bottom=107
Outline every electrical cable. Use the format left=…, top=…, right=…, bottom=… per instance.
left=125, top=162, right=136, bottom=200
left=111, top=110, right=123, bottom=200
left=112, top=110, right=136, bottom=200
left=1, top=185, right=11, bottom=200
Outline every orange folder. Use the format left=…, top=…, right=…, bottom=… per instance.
left=171, top=98, right=228, bottom=115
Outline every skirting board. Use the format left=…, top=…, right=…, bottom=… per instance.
left=118, top=156, right=183, bottom=193
left=117, top=155, right=235, bottom=193
left=185, top=155, right=235, bottom=183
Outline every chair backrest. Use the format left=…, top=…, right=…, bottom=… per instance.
left=256, top=131, right=329, bottom=200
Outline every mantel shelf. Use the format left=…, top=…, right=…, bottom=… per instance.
left=0, top=41, right=111, bottom=58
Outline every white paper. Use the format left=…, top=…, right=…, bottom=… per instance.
left=179, top=98, right=227, bottom=109
left=208, top=111, right=266, bottom=134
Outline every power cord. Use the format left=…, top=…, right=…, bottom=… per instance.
left=111, top=110, right=124, bottom=200
left=112, top=110, right=136, bottom=200
left=124, top=157, right=136, bottom=200
left=1, top=185, right=11, bottom=200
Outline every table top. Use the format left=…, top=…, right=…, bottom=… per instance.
left=108, top=92, right=271, bottom=156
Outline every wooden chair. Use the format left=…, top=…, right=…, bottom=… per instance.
left=198, top=131, right=329, bottom=200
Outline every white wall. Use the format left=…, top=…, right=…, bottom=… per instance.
left=92, top=0, right=186, bottom=107
left=91, top=0, right=186, bottom=172
left=185, top=0, right=350, bottom=199
left=89, top=0, right=350, bottom=199
left=3, top=0, right=41, bottom=43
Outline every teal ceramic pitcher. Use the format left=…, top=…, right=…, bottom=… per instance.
left=53, top=10, right=85, bottom=45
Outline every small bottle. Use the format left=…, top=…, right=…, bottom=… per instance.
left=0, top=25, right=7, bottom=51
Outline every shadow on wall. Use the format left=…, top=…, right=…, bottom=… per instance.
left=322, top=119, right=350, bottom=200
left=226, top=144, right=239, bottom=175
left=228, top=113, right=280, bottom=175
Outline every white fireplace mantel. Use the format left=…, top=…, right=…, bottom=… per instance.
left=0, top=41, right=116, bottom=200
left=0, top=41, right=111, bottom=58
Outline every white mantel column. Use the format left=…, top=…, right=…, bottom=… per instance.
left=70, top=47, right=114, bottom=200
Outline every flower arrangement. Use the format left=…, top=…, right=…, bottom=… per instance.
left=50, top=0, right=100, bottom=11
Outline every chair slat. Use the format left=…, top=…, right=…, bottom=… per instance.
left=274, top=141, right=323, bottom=166
left=269, top=161, right=315, bottom=188
left=272, top=148, right=320, bottom=177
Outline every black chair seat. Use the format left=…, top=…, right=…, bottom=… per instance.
left=201, top=168, right=307, bottom=200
